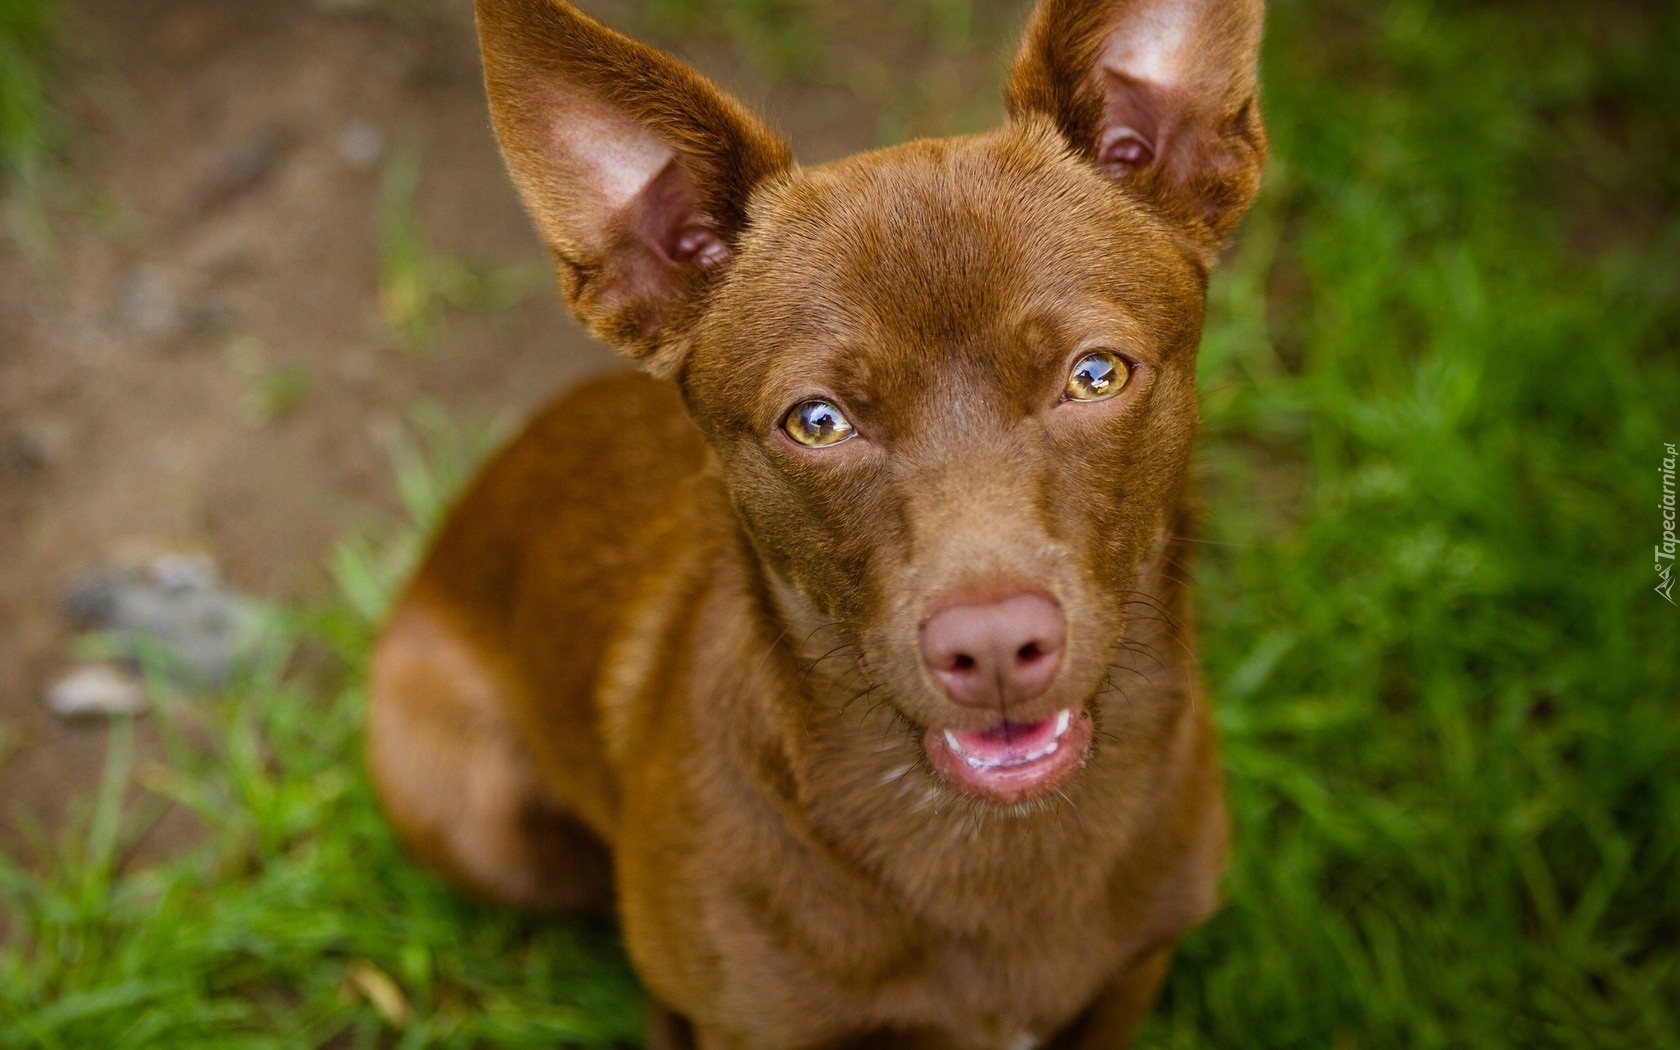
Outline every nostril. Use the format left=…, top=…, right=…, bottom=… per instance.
left=920, top=592, right=1066, bottom=707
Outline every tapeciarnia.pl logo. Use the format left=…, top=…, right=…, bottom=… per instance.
left=1658, top=442, right=1677, bottom=605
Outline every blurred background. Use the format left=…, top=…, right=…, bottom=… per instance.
left=0, top=0, right=1676, bottom=1046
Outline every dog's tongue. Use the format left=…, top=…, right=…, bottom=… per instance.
left=947, top=713, right=1065, bottom=767
left=925, top=707, right=1090, bottom=803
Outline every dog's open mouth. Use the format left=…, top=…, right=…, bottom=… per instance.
left=922, top=707, right=1093, bottom=803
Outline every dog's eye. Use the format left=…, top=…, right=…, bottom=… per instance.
left=1063, top=351, right=1130, bottom=402
left=783, top=400, right=855, bottom=447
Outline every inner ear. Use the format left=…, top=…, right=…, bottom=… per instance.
left=1005, top=0, right=1267, bottom=251
left=592, top=157, right=733, bottom=348
left=474, top=0, right=792, bottom=369
left=1095, top=73, right=1166, bottom=178
left=632, top=159, right=730, bottom=270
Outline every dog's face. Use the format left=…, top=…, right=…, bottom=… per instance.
left=476, top=0, right=1264, bottom=803
left=683, top=130, right=1208, bottom=798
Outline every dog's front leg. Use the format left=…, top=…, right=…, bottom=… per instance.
left=656, top=1017, right=964, bottom=1050
left=646, top=1008, right=770, bottom=1050
left=1047, top=948, right=1174, bottom=1050
left=645, top=1000, right=699, bottom=1050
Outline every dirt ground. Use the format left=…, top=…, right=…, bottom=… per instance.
left=0, top=0, right=990, bottom=853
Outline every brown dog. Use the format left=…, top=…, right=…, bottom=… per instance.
left=367, top=0, right=1266, bottom=1045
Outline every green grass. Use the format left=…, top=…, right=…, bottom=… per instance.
left=638, top=0, right=824, bottom=76
left=0, top=409, right=644, bottom=1049
left=226, top=336, right=312, bottom=427
left=377, top=143, right=548, bottom=349
left=0, top=0, right=63, bottom=257
left=2, top=0, right=1677, bottom=1046
left=0, top=0, right=58, bottom=183
left=1161, top=1, right=1680, bottom=1046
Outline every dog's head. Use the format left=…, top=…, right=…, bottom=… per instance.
left=476, top=0, right=1265, bottom=804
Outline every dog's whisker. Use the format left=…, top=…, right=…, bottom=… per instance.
left=835, top=683, right=877, bottom=720
left=1165, top=533, right=1251, bottom=549
left=1116, top=594, right=1194, bottom=654
left=879, top=764, right=914, bottom=786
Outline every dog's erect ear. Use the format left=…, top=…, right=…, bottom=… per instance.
left=1006, top=0, right=1266, bottom=253
left=475, top=0, right=792, bottom=374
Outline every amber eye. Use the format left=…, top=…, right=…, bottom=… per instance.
left=783, top=400, right=855, bottom=447
left=1063, top=350, right=1130, bottom=402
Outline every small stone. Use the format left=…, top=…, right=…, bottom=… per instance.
left=1, top=419, right=74, bottom=477
left=47, top=664, right=148, bottom=718
left=185, top=299, right=238, bottom=337
left=202, top=129, right=288, bottom=210
left=0, top=429, right=46, bottom=478
left=337, top=119, right=384, bottom=169
left=112, top=267, right=181, bottom=339
left=151, top=552, right=218, bottom=592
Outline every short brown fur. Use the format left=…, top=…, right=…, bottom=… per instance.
left=368, top=1, right=1266, bottom=1046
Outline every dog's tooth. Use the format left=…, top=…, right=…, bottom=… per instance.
left=943, top=730, right=967, bottom=757
left=1016, top=739, right=1059, bottom=765
left=1054, top=709, right=1071, bottom=738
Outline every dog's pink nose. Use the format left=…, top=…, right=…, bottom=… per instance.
left=920, top=594, right=1066, bottom=709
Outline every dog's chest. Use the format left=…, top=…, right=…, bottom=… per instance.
left=705, top=843, right=1124, bottom=1047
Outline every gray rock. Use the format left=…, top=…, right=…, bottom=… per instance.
left=63, top=554, right=270, bottom=689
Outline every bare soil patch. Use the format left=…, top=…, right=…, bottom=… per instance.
left=1, top=0, right=1013, bottom=857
